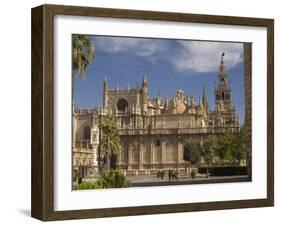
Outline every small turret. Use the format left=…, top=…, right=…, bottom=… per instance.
left=135, top=88, right=141, bottom=115
left=202, top=85, right=208, bottom=108
left=141, top=73, right=148, bottom=114
left=142, top=73, right=148, bottom=88
left=103, top=77, right=108, bottom=90
left=191, top=96, right=195, bottom=107
left=156, top=89, right=161, bottom=106
left=199, top=96, right=203, bottom=108
left=172, top=96, right=177, bottom=114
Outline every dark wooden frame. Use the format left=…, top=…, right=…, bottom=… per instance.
left=31, top=4, right=274, bottom=221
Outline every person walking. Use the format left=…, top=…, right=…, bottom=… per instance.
left=168, top=169, right=172, bottom=183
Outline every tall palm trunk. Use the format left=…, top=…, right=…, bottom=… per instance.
left=106, top=151, right=111, bottom=171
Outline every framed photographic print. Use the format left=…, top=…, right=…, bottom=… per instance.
left=31, top=4, right=274, bottom=221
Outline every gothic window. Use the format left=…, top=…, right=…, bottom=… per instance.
left=83, top=126, right=91, bottom=140
left=117, top=98, right=128, bottom=112
left=222, top=92, right=225, bottom=100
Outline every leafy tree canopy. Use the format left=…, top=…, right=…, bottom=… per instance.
left=72, top=34, right=95, bottom=79
left=183, top=140, right=201, bottom=165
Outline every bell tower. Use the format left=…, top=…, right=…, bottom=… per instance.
left=215, top=53, right=232, bottom=111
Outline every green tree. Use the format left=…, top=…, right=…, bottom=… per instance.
left=232, top=127, right=247, bottom=163
left=100, top=114, right=121, bottom=171
left=216, top=133, right=235, bottom=163
left=183, top=140, right=201, bottom=165
left=215, top=130, right=247, bottom=165
left=72, top=34, right=95, bottom=79
left=202, top=135, right=217, bottom=176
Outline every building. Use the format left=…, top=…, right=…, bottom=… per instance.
left=72, top=53, right=240, bottom=178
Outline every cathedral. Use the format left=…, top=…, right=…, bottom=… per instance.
left=72, top=53, right=240, bottom=178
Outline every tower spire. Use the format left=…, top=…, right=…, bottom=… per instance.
left=202, top=85, right=206, bottom=99
left=202, top=85, right=208, bottom=107
left=141, top=73, right=148, bottom=114
left=103, top=76, right=108, bottom=89
left=221, top=52, right=225, bottom=63
left=218, top=52, right=228, bottom=84
left=219, top=52, right=227, bottom=77
left=103, top=76, right=108, bottom=113
left=142, top=73, right=148, bottom=88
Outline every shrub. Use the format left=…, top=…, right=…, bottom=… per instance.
left=156, top=170, right=165, bottom=179
left=173, top=170, right=179, bottom=179
left=74, top=171, right=131, bottom=190
left=73, top=181, right=97, bottom=190
left=94, top=170, right=131, bottom=188
left=156, top=170, right=161, bottom=178
left=190, top=170, right=196, bottom=179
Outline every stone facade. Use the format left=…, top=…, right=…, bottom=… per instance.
left=72, top=53, right=242, bottom=177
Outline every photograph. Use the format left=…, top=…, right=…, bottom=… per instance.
left=71, top=35, right=251, bottom=190
left=30, top=4, right=274, bottom=221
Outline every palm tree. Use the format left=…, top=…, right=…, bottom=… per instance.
left=72, top=34, right=95, bottom=78
left=72, top=34, right=95, bottom=95
left=99, top=114, right=121, bottom=171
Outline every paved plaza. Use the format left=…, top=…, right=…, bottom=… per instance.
left=82, top=174, right=249, bottom=187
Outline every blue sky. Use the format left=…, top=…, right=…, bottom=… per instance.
left=74, top=35, right=245, bottom=124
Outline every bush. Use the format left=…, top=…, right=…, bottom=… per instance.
left=172, top=170, right=179, bottom=179
left=156, top=170, right=160, bottom=178
left=74, top=181, right=97, bottom=190
left=74, top=171, right=131, bottom=190
left=156, top=170, right=165, bottom=179
left=190, top=170, right=196, bottom=179
left=94, top=170, right=131, bottom=188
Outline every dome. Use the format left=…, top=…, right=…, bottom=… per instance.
left=176, top=102, right=187, bottom=113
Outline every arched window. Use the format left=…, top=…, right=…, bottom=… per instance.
left=83, top=126, right=91, bottom=140
left=222, top=92, right=224, bottom=99
left=117, top=98, right=128, bottom=112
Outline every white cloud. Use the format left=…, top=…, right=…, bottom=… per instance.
left=172, top=41, right=243, bottom=73
left=93, top=37, right=243, bottom=73
left=94, top=37, right=167, bottom=62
